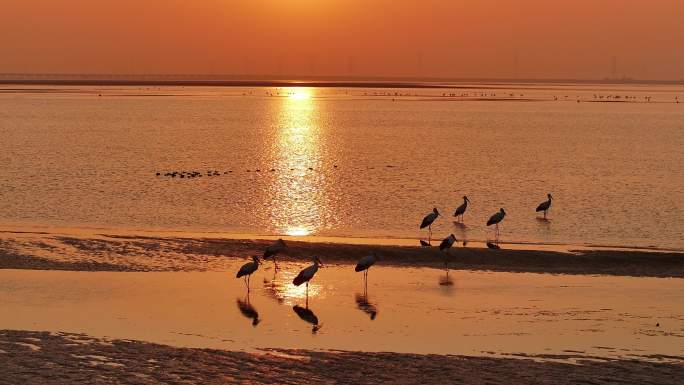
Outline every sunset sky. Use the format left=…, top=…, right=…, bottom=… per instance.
left=2, top=0, right=683, bottom=80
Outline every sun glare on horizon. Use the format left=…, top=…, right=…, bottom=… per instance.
left=288, top=89, right=311, bottom=100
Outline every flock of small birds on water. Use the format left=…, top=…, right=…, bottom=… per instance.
left=155, top=165, right=399, bottom=179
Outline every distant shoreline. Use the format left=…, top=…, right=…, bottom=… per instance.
left=2, top=75, right=684, bottom=88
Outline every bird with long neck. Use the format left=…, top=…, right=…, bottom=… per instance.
left=236, top=255, right=261, bottom=292
left=486, top=208, right=506, bottom=239
left=355, top=252, right=378, bottom=289
left=420, top=208, right=440, bottom=244
left=439, top=234, right=457, bottom=269
left=453, top=196, right=470, bottom=222
left=263, top=238, right=286, bottom=271
left=536, top=194, right=553, bottom=219
left=292, top=256, right=323, bottom=301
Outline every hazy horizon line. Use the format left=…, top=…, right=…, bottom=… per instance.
left=2, top=73, right=684, bottom=88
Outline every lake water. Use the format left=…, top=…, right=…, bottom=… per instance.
left=1, top=84, right=683, bottom=248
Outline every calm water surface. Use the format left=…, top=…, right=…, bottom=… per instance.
left=1, top=84, right=682, bottom=248
left=0, top=265, right=681, bottom=359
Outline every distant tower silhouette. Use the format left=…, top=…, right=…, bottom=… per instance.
left=610, top=56, right=618, bottom=80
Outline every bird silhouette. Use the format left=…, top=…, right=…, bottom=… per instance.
left=236, top=256, right=261, bottom=292
left=536, top=194, right=553, bottom=219
left=420, top=208, right=440, bottom=244
left=453, top=196, right=470, bottom=222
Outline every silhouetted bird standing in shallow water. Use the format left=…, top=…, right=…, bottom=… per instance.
left=420, top=208, right=440, bottom=244
left=263, top=238, right=286, bottom=271
left=439, top=234, right=457, bottom=268
left=355, top=253, right=378, bottom=288
left=453, top=196, right=470, bottom=222
left=536, top=194, right=553, bottom=219
left=487, top=208, right=506, bottom=239
left=236, top=256, right=261, bottom=292
left=293, top=256, right=323, bottom=303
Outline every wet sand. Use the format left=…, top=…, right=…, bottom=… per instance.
left=1, top=330, right=681, bottom=385
left=0, top=229, right=682, bottom=277
left=1, top=229, right=683, bottom=384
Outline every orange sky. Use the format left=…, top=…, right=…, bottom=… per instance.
left=1, top=0, right=683, bottom=80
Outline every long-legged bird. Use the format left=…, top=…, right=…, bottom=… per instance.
left=486, top=208, right=506, bottom=239
left=420, top=208, right=440, bottom=244
left=236, top=256, right=261, bottom=292
left=439, top=234, right=457, bottom=268
left=293, top=256, right=323, bottom=301
left=536, top=194, right=553, bottom=219
left=453, top=196, right=470, bottom=222
left=263, top=238, right=286, bottom=270
left=355, top=253, right=378, bottom=288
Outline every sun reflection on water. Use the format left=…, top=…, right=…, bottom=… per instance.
left=263, top=269, right=322, bottom=305
left=268, top=87, right=329, bottom=237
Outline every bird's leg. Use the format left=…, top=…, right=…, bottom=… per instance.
left=544, top=210, right=547, bottom=219
left=305, top=283, right=309, bottom=308
left=274, top=257, right=279, bottom=272
left=428, top=225, right=432, bottom=244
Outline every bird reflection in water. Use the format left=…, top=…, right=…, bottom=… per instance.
left=292, top=305, right=321, bottom=333
left=486, top=241, right=502, bottom=250
left=262, top=273, right=286, bottom=305
left=355, top=291, right=378, bottom=320
left=439, top=268, right=454, bottom=287
left=236, top=296, right=260, bottom=327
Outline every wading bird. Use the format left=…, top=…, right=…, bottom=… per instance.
left=355, top=253, right=378, bottom=287
left=236, top=256, right=261, bottom=292
left=486, top=208, right=506, bottom=238
left=453, top=196, right=470, bottom=222
left=420, top=208, right=440, bottom=244
left=536, top=194, right=553, bottom=219
left=439, top=234, right=457, bottom=268
left=293, top=256, right=323, bottom=299
left=263, top=238, right=286, bottom=271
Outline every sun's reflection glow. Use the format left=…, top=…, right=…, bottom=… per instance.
left=266, top=270, right=322, bottom=304
left=268, top=87, right=329, bottom=237
left=288, top=90, right=311, bottom=100
left=286, top=227, right=311, bottom=236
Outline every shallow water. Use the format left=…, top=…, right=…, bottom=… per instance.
left=1, top=84, right=683, bottom=248
left=0, top=262, right=682, bottom=360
